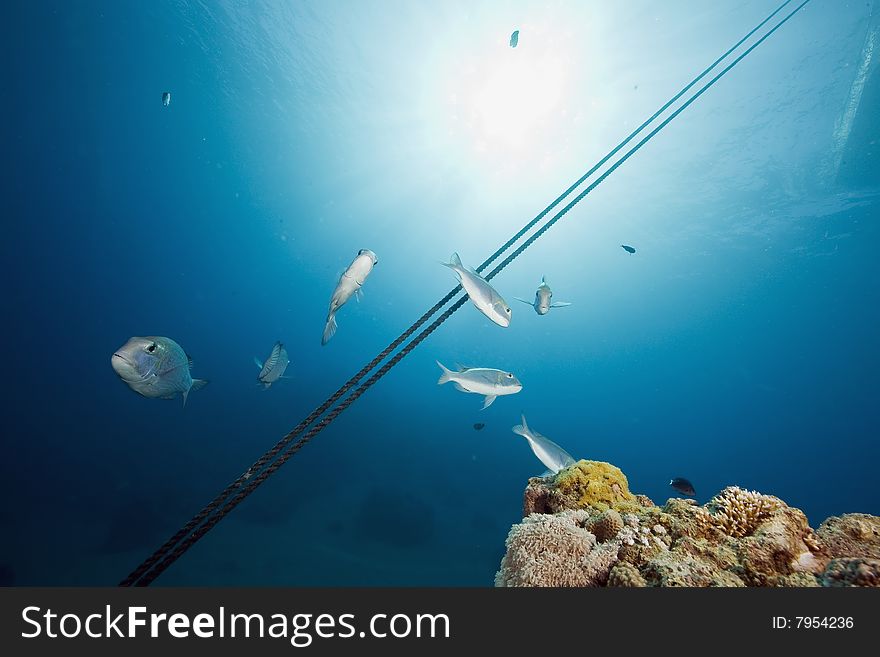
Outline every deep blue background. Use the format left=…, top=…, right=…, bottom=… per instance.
left=2, top=0, right=878, bottom=585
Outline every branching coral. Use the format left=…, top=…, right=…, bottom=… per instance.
left=703, top=486, right=785, bottom=538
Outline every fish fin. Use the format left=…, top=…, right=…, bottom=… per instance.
left=183, top=379, right=208, bottom=407
left=322, top=314, right=337, bottom=345
left=436, top=360, right=453, bottom=385
left=550, top=301, right=572, bottom=308
left=541, top=275, right=547, bottom=285
left=254, top=357, right=264, bottom=370
left=355, top=288, right=363, bottom=303
left=511, top=423, right=527, bottom=438
left=449, top=252, right=463, bottom=268
left=187, top=354, right=194, bottom=369
left=540, top=469, right=555, bottom=478
left=518, top=413, right=529, bottom=435
left=514, top=297, right=534, bottom=306
left=453, top=382, right=468, bottom=392
left=481, top=395, right=497, bottom=410
left=453, top=362, right=471, bottom=372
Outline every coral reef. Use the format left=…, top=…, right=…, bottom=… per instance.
left=816, top=514, right=880, bottom=559
left=494, top=510, right=617, bottom=587
left=607, top=562, right=646, bottom=587
left=702, top=486, right=785, bottom=538
left=496, top=461, right=880, bottom=588
left=820, top=558, right=880, bottom=587
left=523, top=460, right=642, bottom=515
left=590, top=510, right=624, bottom=543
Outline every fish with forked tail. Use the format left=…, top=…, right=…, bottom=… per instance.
left=436, top=361, right=521, bottom=409
left=322, top=249, right=378, bottom=345
left=442, top=253, right=511, bottom=327
left=512, top=414, right=575, bottom=474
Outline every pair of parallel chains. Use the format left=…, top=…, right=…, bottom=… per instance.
left=123, top=0, right=809, bottom=586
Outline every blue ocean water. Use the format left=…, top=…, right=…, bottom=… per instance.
left=2, top=0, right=878, bottom=586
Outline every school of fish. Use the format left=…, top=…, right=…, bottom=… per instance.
left=110, top=51, right=679, bottom=494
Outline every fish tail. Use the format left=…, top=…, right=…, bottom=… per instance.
left=436, top=360, right=453, bottom=385
left=253, top=357, right=263, bottom=370
left=512, top=413, right=529, bottom=437
left=321, top=314, right=337, bottom=345
left=441, top=252, right=463, bottom=270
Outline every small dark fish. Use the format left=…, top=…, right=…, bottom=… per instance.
left=670, top=477, right=696, bottom=497
left=162, top=91, right=171, bottom=107
left=473, top=422, right=486, bottom=431
left=509, top=30, right=519, bottom=48
left=621, top=244, right=636, bottom=254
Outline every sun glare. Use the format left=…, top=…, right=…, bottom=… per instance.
left=471, top=51, right=567, bottom=149
left=440, top=27, right=573, bottom=166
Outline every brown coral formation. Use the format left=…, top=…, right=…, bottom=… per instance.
left=590, top=510, right=624, bottom=543
left=496, top=461, right=880, bottom=588
left=607, top=562, right=646, bottom=587
left=820, top=558, right=880, bottom=587
left=816, top=514, right=880, bottom=559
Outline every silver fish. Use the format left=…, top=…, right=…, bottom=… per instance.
left=511, top=414, right=575, bottom=474
left=442, top=253, right=511, bottom=327
left=162, top=92, right=171, bottom=107
left=515, top=276, right=571, bottom=315
left=436, top=361, right=522, bottom=409
left=254, top=341, right=290, bottom=389
left=111, top=336, right=208, bottom=406
left=322, top=249, right=378, bottom=345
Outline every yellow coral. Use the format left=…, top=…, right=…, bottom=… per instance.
left=553, top=460, right=640, bottom=513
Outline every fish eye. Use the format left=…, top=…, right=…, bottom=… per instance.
left=146, top=343, right=157, bottom=353
left=507, top=373, right=513, bottom=378
left=505, top=307, right=511, bottom=313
